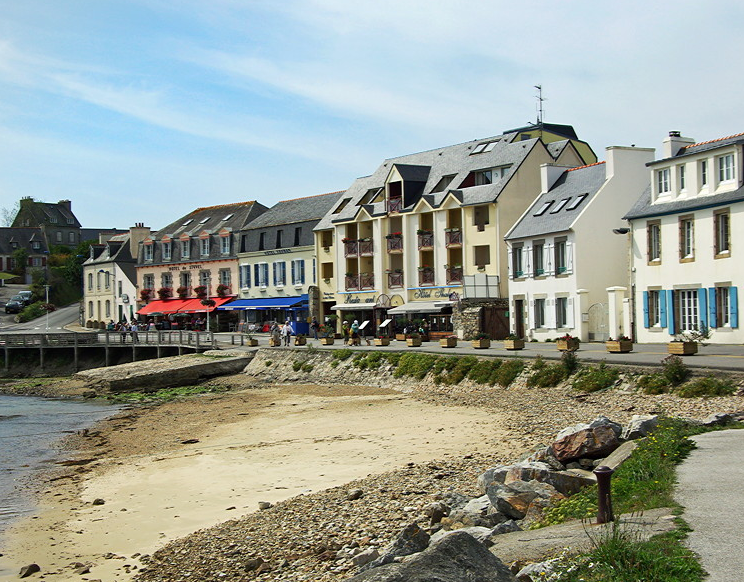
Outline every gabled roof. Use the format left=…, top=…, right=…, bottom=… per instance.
left=11, top=199, right=82, bottom=229
left=155, top=201, right=267, bottom=238
left=623, top=183, right=744, bottom=220
left=505, top=162, right=607, bottom=240
left=243, top=191, right=344, bottom=230
left=0, top=227, right=49, bottom=255
left=649, top=132, right=744, bottom=165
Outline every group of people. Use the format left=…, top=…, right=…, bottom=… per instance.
left=270, top=320, right=295, bottom=346
left=342, top=319, right=366, bottom=346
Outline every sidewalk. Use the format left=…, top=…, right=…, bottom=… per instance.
left=676, top=429, right=744, bottom=582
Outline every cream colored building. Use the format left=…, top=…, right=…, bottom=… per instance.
left=314, top=123, right=596, bottom=338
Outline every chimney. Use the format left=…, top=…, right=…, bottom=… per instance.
left=662, top=131, right=695, bottom=158
left=129, top=223, right=151, bottom=257
left=58, top=199, right=72, bottom=212
left=540, top=163, right=572, bottom=192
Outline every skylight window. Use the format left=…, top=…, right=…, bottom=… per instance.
left=182, top=219, right=193, bottom=227
left=533, top=201, right=553, bottom=216
left=483, top=141, right=497, bottom=152
left=470, top=140, right=498, bottom=155
left=566, top=193, right=588, bottom=211
left=222, top=213, right=234, bottom=221
left=431, top=174, right=456, bottom=193
left=199, top=217, right=211, bottom=224
left=332, top=198, right=351, bottom=214
left=357, top=188, right=382, bottom=205
left=550, top=199, right=570, bottom=213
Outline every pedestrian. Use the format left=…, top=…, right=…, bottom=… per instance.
left=270, top=322, right=281, bottom=347
left=281, top=319, right=294, bottom=346
left=351, top=319, right=360, bottom=346
left=310, top=316, right=319, bottom=340
left=342, top=320, right=350, bottom=345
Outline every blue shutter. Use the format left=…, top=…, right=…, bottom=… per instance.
left=642, top=291, right=650, bottom=328
left=246, top=265, right=251, bottom=288
left=731, top=287, right=739, bottom=328
left=659, top=291, right=667, bottom=329
left=291, top=261, right=296, bottom=285
left=300, top=260, right=305, bottom=284
left=708, top=288, right=717, bottom=327
left=698, top=288, right=708, bottom=328
left=254, top=264, right=259, bottom=286
left=666, top=290, right=675, bottom=333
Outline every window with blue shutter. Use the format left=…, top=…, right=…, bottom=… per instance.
left=659, top=290, right=667, bottom=328
left=698, top=288, right=708, bottom=328
left=708, top=288, right=717, bottom=327
left=731, top=287, right=739, bottom=328
left=254, top=264, right=260, bottom=287
left=666, top=290, right=675, bottom=332
left=643, top=291, right=650, bottom=328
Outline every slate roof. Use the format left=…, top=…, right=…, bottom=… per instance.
left=314, top=131, right=557, bottom=231
left=505, top=162, right=607, bottom=240
left=624, top=184, right=744, bottom=220
left=11, top=199, right=82, bottom=229
left=0, top=227, right=49, bottom=255
left=243, top=191, right=344, bottom=230
left=650, top=132, right=744, bottom=165
left=84, top=234, right=137, bottom=283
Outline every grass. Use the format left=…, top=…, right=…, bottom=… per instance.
left=677, top=375, right=737, bottom=398
left=572, top=362, right=619, bottom=393
left=108, top=384, right=230, bottom=403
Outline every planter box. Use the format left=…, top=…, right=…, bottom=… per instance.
left=374, top=338, right=390, bottom=346
left=557, top=338, right=580, bottom=352
left=319, top=337, right=335, bottom=345
left=395, top=333, right=406, bottom=341
left=471, top=339, right=491, bottom=349
left=245, top=338, right=259, bottom=347
left=503, top=339, right=525, bottom=351
left=294, top=337, right=307, bottom=346
left=606, top=340, right=633, bottom=353
left=668, top=341, right=698, bottom=355
left=269, top=338, right=281, bottom=347
left=406, top=337, right=422, bottom=347
left=440, top=337, right=458, bottom=348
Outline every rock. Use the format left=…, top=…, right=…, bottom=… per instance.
left=487, top=481, right=562, bottom=521
left=19, top=564, right=41, bottom=578
left=347, top=488, right=364, bottom=501
left=439, top=491, right=471, bottom=511
left=516, top=559, right=558, bottom=581
left=244, top=557, right=265, bottom=572
left=524, top=446, right=565, bottom=471
left=441, top=507, right=506, bottom=529
left=462, top=495, right=491, bottom=515
left=74, top=564, right=91, bottom=574
left=92, top=498, right=105, bottom=506
left=601, top=440, right=639, bottom=471
left=423, top=502, right=450, bottom=525
left=496, top=462, right=595, bottom=496
left=551, top=425, right=620, bottom=463
left=352, top=548, right=380, bottom=567
left=360, top=523, right=430, bottom=572
left=489, top=520, right=522, bottom=536
left=555, top=416, right=621, bottom=440
left=621, top=414, right=659, bottom=440
left=430, top=525, right=493, bottom=545
left=257, top=501, right=272, bottom=510
left=181, top=439, right=199, bottom=444
left=345, top=531, right=518, bottom=581
left=702, top=413, right=734, bottom=426
left=477, top=466, right=509, bottom=493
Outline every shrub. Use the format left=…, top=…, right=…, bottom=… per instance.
left=393, top=353, right=441, bottom=380
left=561, top=350, right=580, bottom=375
left=637, top=374, right=670, bottom=395
left=330, top=360, right=339, bottom=368
left=467, top=359, right=502, bottom=385
left=301, top=363, right=314, bottom=373
left=384, top=352, right=402, bottom=366
left=264, top=360, right=273, bottom=367
left=492, top=359, right=524, bottom=387
left=292, top=360, right=303, bottom=371
left=527, top=362, right=568, bottom=388
left=333, top=348, right=354, bottom=360
left=17, top=301, right=47, bottom=323
left=573, top=362, right=619, bottom=393
left=677, top=376, right=737, bottom=398
left=440, top=356, right=478, bottom=385
left=661, top=354, right=690, bottom=386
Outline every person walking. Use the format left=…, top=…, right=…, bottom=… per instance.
left=351, top=319, right=360, bottom=346
left=310, top=316, right=319, bottom=340
left=270, top=322, right=281, bottom=347
left=342, top=320, right=350, bottom=345
left=281, top=319, right=294, bottom=346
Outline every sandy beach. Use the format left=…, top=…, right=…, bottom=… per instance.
left=0, top=381, right=517, bottom=581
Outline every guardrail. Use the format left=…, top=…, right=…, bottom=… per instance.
left=0, top=331, right=217, bottom=349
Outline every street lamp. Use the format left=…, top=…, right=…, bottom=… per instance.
left=44, top=284, right=50, bottom=331
left=206, top=273, right=211, bottom=333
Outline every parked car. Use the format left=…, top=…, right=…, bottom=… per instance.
left=5, top=297, right=23, bottom=314
left=17, top=290, right=33, bottom=305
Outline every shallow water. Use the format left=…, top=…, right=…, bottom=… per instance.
left=0, top=393, right=118, bottom=534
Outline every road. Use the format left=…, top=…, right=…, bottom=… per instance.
left=0, top=283, right=81, bottom=333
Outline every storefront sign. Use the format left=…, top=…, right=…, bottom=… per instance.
left=346, top=294, right=376, bottom=304
left=263, top=249, right=292, bottom=255
left=412, top=287, right=455, bottom=300
left=168, top=264, right=204, bottom=271
left=322, top=292, right=335, bottom=300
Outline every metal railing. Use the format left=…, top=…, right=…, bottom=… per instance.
left=0, top=331, right=217, bottom=349
left=445, top=230, right=463, bottom=247
left=386, top=236, right=403, bottom=253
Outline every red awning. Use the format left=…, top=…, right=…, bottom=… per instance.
left=137, top=298, right=193, bottom=316
left=177, top=296, right=233, bottom=314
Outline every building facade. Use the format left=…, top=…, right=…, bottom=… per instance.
left=0, top=227, right=49, bottom=283
left=625, top=131, right=744, bottom=344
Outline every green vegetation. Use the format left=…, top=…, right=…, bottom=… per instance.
left=17, top=302, right=48, bottom=323
left=292, top=360, right=303, bottom=371
left=526, top=353, right=581, bottom=388
left=572, top=362, right=619, bottom=393
left=263, top=360, right=273, bottom=367
left=301, top=363, right=314, bottom=373
left=491, top=358, right=524, bottom=387
left=108, top=384, right=230, bottom=403
left=466, top=358, right=502, bottom=384
left=637, top=356, right=734, bottom=398
left=332, top=348, right=354, bottom=360
left=393, top=353, right=441, bottom=380
left=352, top=352, right=386, bottom=370
left=677, top=375, right=737, bottom=398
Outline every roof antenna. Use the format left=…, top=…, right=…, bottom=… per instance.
left=534, top=84, right=545, bottom=138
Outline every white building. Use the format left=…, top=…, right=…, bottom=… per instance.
left=625, top=131, right=744, bottom=344
left=505, top=146, right=654, bottom=342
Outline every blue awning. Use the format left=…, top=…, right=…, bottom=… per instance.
left=217, top=294, right=308, bottom=311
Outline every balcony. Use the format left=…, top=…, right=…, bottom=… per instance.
left=388, top=197, right=403, bottom=213
left=360, top=273, right=375, bottom=290
left=387, top=271, right=404, bottom=288
left=343, top=240, right=359, bottom=258
left=386, top=235, right=403, bottom=253
left=417, top=232, right=434, bottom=250
left=358, top=238, right=374, bottom=257
left=445, top=229, right=462, bottom=247
left=345, top=274, right=359, bottom=291
left=418, top=269, right=435, bottom=286
left=445, top=267, right=463, bottom=285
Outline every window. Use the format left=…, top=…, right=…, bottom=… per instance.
left=533, top=201, right=553, bottom=216
left=276, top=230, right=283, bottom=248
left=717, top=287, right=731, bottom=327
left=200, top=238, right=210, bottom=257
left=556, top=297, right=568, bottom=328
left=96, top=271, right=101, bottom=290
left=88, top=301, right=93, bottom=318
left=473, top=245, right=491, bottom=267
left=678, top=165, right=686, bottom=191
left=715, top=210, right=730, bottom=256
left=222, top=213, right=234, bottom=221
left=358, top=188, right=383, bottom=205
left=181, top=239, right=190, bottom=259
left=258, top=232, right=266, bottom=250
left=550, top=198, right=570, bottom=213
left=88, top=273, right=93, bottom=290
left=143, top=274, right=154, bottom=289
left=566, top=193, right=588, bottom=211
left=144, top=244, right=153, bottom=262
left=679, top=217, right=694, bottom=260
left=219, top=269, right=230, bottom=286
left=294, top=227, right=302, bottom=246
left=68, top=232, right=75, bottom=243
left=56, top=231, right=62, bottom=242
left=647, top=222, right=661, bottom=262
left=475, top=169, right=493, bottom=185
left=50, top=216, right=58, bottom=223
left=32, top=241, right=40, bottom=250
left=182, top=219, right=193, bottom=227
left=432, top=175, right=456, bottom=193
left=198, top=216, right=211, bottom=224
left=648, top=290, right=661, bottom=326
left=332, top=198, right=351, bottom=214
left=105, top=300, right=111, bottom=318
left=511, top=245, right=523, bottom=278
left=255, top=263, right=269, bottom=287
left=700, top=160, right=708, bottom=186
left=180, top=272, right=191, bottom=290
left=292, top=259, right=305, bottom=285
left=67, top=218, right=74, bottom=225
left=656, top=168, right=671, bottom=194
left=555, top=239, right=567, bottom=274
left=470, top=141, right=498, bottom=155
left=163, top=241, right=172, bottom=260
left=533, top=242, right=544, bottom=276
left=199, top=270, right=211, bottom=287
left=718, top=154, right=734, bottom=182
left=534, top=299, right=545, bottom=328
left=678, top=289, right=698, bottom=332
left=118, top=280, right=122, bottom=297
left=321, top=262, right=334, bottom=279
left=104, top=272, right=111, bottom=289
left=221, top=236, right=230, bottom=255
left=162, top=273, right=172, bottom=288
left=240, top=265, right=251, bottom=288
left=273, top=261, right=286, bottom=286
left=473, top=205, right=490, bottom=230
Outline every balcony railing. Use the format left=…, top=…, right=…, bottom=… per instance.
left=445, top=267, right=463, bottom=284
left=388, top=197, right=403, bottom=213
left=343, top=240, right=359, bottom=258
left=417, top=233, right=434, bottom=249
left=445, top=229, right=463, bottom=247
left=418, top=269, right=435, bottom=286
left=360, top=273, right=375, bottom=290
left=358, top=239, right=374, bottom=256
left=345, top=275, right=359, bottom=290
left=387, top=271, right=404, bottom=288
left=386, top=236, right=403, bottom=253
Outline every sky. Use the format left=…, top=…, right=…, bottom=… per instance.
left=0, top=0, right=742, bottom=231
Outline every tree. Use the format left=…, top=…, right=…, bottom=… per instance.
left=1, top=201, right=20, bottom=226
left=11, top=248, right=28, bottom=277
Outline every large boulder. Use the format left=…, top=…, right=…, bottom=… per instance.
left=491, top=462, right=595, bottom=497
left=487, top=480, right=564, bottom=521
left=359, top=523, right=430, bottom=571
left=345, top=531, right=518, bottom=581
left=523, top=446, right=565, bottom=471
left=477, top=466, right=510, bottom=493
left=551, top=425, right=620, bottom=463
left=621, top=414, right=659, bottom=440
left=556, top=416, right=622, bottom=440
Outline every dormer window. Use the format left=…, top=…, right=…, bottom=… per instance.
left=181, top=239, right=190, bottom=259
left=66, top=218, right=74, bottom=224
left=163, top=241, right=172, bottom=260
left=32, top=242, right=40, bottom=249
left=182, top=219, right=193, bottom=227
left=200, top=238, right=210, bottom=257
left=431, top=175, right=456, bottom=193
left=144, top=244, right=153, bottom=262
left=656, top=168, right=671, bottom=194
left=50, top=216, right=57, bottom=223
left=718, top=154, right=734, bottom=182
left=222, top=213, right=234, bottom=221
left=221, top=236, right=230, bottom=255
left=332, top=198, right=351, bottom=214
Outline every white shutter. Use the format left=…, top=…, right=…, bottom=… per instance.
left=523, top=246, right=531, bottom=278
left=566, top=242, right=574, bottom=274
left=546, top=298, right=556, bottom=329
left=545, top=243, right=554, bottom=275
left=567, top=297, right=575, bottom=329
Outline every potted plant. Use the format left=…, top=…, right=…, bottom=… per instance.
left=194, top=285, right=207, bottom=299
left=503, top=333, right=525, bottom=350
left=139, top=288, right=153, bottom=303
left=606, top=335, right=633, bottom=353
left=244, top=332, right=258, bottom=347
left=440, top=334, right=458, bottom=348
left=216, top=283, right=230, bottom=298
left=318, top=324, right=335, bottom=345
left=374, top=334, right=390, bottom=346
left=667, top=325, right=709, bottom=355
left=556, top=333, right=580, bottom=352
left=176, top=286, right=189, bottom=299
left=406, top=331, right=422, bottom=347
left=294, top=333, right=307, bottom=346
left=471, top=332, right=491, bottom=349
left=416, top=229, right=432, bottom=235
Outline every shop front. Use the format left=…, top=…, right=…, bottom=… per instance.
left=218, top=294, right=310, bottom=334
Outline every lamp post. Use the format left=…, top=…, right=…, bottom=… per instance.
left=44, top=284, right=50, bottom=331
left=206, top=274, right=211, bottom=333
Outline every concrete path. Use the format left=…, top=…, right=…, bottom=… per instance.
left=676, top=429, right=744, bottom=582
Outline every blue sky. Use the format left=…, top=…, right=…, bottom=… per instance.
left=0, top=0, right=742, bottom=230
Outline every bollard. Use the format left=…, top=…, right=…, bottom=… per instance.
left=594, top=465, right=615, bottom=524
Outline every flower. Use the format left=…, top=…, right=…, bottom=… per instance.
left=557, top=333, right=576, bottom=341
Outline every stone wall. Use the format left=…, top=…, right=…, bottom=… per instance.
left=453, top=298, right=509, bottom=340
